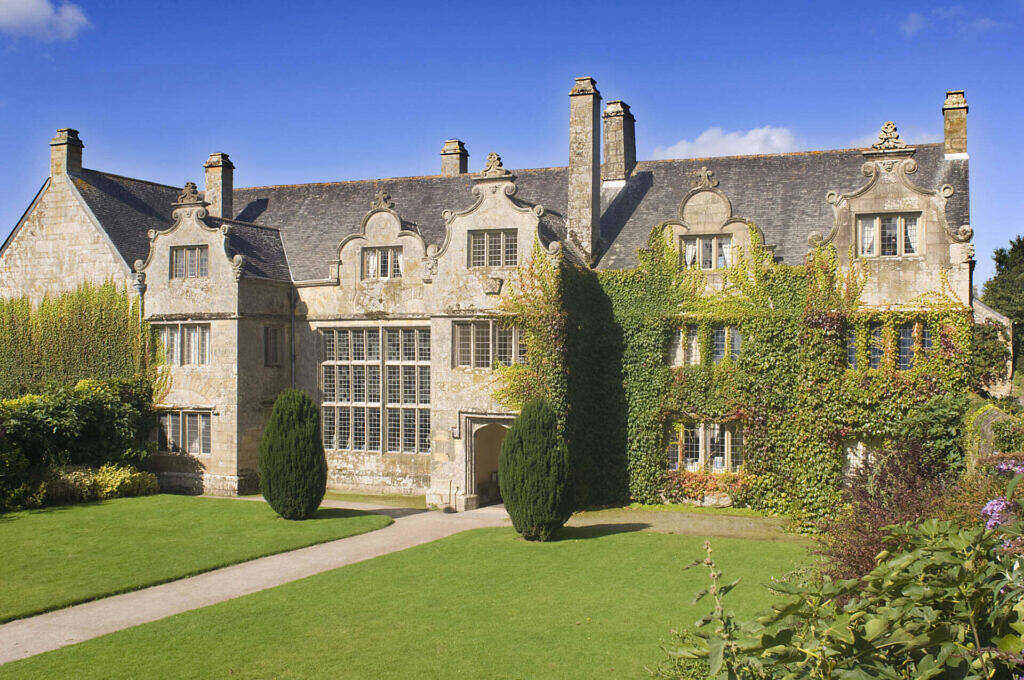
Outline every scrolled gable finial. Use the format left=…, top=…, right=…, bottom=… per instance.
left=871, top=121, right=908, bottom=151
left=176, top=181, right=202, bottom=204
left=371, top=186, right=395, bottom=211
left=478, top=152, right=512, bottom=179
left=691, top=166, right=718, bottom=189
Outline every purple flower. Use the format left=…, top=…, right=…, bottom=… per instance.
left=995, top=460, right=1024, bottom=476
left=981, top=497, right=1017, bottom=530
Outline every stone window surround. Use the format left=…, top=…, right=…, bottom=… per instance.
left=853, top=321, right=934, bottom=371
left=467, top=229, right=518, bottom=269
left=157, top=409, right=213, bottom=455
left=452, top=319, right=527, bottom=369
left=679, top=234, right=732, bottom=270
left=264, top=325, right=283, bottom=367
left=154, top=322, right=211, bottom=366
left=666, top=422, right=744, bottom=473
left=856, top=212, right=923, bottom=258
left=361, top=245, right=403, bottom=281
left=672, top=324, right=740, bottom=366
left=169, top=244, right=209, bottom=279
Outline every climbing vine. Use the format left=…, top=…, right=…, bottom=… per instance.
left=497, top=228, right=975, bottom=521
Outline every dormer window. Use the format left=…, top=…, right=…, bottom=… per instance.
left=857, top=214, right=919, bottom=257
left=680, top=235, right=731, bottom=270
left=362, top=246, right=402, bottom=280
left=170, top=245, right=208, bottom=279
left=469, top=230, right=517, bottom=268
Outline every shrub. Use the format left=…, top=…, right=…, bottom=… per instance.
left=259, top=389, right=327, bottom=520
left=661, top=469, right=750, bottom=505
left=993, top=417, right=1024, bottom=453
left=92, top=463, right=159, bottom=499
left=45, top=465, right=98, bottom=505
left=897, top=391, right=968, bottom=477
left=498, top=398, right=573, bottom=541
left=43, top=463, right=159, bottom=506
left=970, top=320, right=1012, bottom=394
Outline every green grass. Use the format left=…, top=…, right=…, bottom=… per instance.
left=322, top=490, right=427, bottom=509
left=0, top=527, right=807, bottom=679
left=621, top=502, right=770, bottom=518
left=0, top=495, right=391, bottom=623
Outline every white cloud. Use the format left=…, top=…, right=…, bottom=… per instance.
left=652, top=125, right=799, bottom=160
left=900, top=12, right=928, bottom=36
left=0, top=0, right=89, bottom=41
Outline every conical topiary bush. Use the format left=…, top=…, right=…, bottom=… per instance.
left=498, top=397, right=573, bottom=541
left=259, top=389, right=327, bottom=520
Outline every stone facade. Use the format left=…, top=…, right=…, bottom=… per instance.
left=0, top=79, right=1010, bottom=508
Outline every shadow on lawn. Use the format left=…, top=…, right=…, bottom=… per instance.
left=555, top=522, right=651, bottom=540
left=312, top=506, right=425, bottom=521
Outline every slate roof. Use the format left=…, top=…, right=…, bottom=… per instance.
left=597, top=143, right=969, bottom=269
left=232, top=167, right=568, bottom=281
left=61, top=143, right=969, bottom=281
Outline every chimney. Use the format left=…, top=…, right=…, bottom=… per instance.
left=602, top=100, right=636, bottom=182
left=943, top=90, right=968, bottom=156
left=568, top=76, right=601, bottom=262
left=203, top=152, right=234, bottom=219
left=50, top=128, right=83, bottom=176
left=440, top=139, right=469, bottom=176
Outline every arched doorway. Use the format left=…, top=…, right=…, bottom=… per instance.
left=473, top=422, right=508, bottom=506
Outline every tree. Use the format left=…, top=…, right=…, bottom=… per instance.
left=982, top=235, right=1024, bottom=365
left=498, top=398, right=573, bottom=541
left=259, top=389, right=327, bottom=520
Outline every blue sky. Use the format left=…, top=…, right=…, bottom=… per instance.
left=1, top=0, right=1022, bottom=283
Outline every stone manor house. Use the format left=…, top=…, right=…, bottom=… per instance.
left=0, top=78, right=1002, bottom=509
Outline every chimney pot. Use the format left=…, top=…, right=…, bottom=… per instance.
left=203, top=152, right=235, bottom=219
left=942, top=90, right=968, bottom=156
left=50, top=128, right=83, bottom=176
left=440, top=139, right=469, bottom=176
left=568, top=77, right=601, bottom=263
left=602, top=100, right=636, bottom=181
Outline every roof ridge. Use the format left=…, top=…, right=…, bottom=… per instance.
left=235, top=165, right=567, bottom=191
left=82, top=168, right=181, bottom=191
left=639, top=142, right=944, bottom=165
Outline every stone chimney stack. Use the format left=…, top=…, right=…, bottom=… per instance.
left=440, top=139, right=469, bottom=176
left=943, top=90, right=968, bottom=156
left=203, top=152, right=234, bottom=219
left=602, top=100, right=636, bottom=182
left=50, top=128, right=83, bottom=176
left=568, top=76, right=601, bottom=262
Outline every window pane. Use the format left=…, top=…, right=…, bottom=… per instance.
left=186, top=413, right=200, bottom=454
left=880, top=216, right=898, bottom=256
left=386, top=366, right=401, bottom=403
left=898, top=322, right=914, bottom=370
left=730, top=426, right=743, bottom=472
left=717, top=236, right=732, bottom=269
left=495, top=326, right=514, bottom=366
left=386, top=408, right=401, bottom=452
left=402, top=409, right=417, bottom=452
left=352, top=330, right=365, bottom=361
left=366, top=329, right=380, bottom=361
left=391, top=248, right=402, bottom=278
left=366, top=365, right=381, bottom=403
left=456, top=324, right=472, bottom=366
left=199, top=325, right=210, bottom=364
left=322, top=407, right=335, bottom=450
left=903, top=216, right=918, bottom=255
left=683, top=425, right=700, bottom=471
left=186, top=248, right=197, bottom=278
left=666, top=442, right=679, bottom=470
left=504, top=231, right=518, bottom=266
left=685, top=325, right=699, bottom=365
left=921, top=323, right=932, bottom=356
left=847, top=329, right=857, bottom=369
left=171, top=249, right=184, bottom=278
left=418, top=409, right=431, bottom=453
left=708, top=424, right=726, bottom=472
left=352, top=366, right=366, bottom=401
left=352, top=408, right=365, bottom=449
left=402, top=329, right=416, bottom=361
left=337, top=366, right=350, bottom=402
left=682, top=238, right=697, bottom=268
left=324, top=329, right=335, bottom=361
left=197, top=247, right=208, bottom=277
left=487, top=232, right=501, bottom=266
left=729, top=327, right=741, bottom=360
left=859, top=216, right=876, bottom=256
left=363, top=248, right=377, bottom=279
left=418, top=365, right=430, bottom=404
left=474, top=322, right=491, bottom=368
left=515, top=328, right=527, bottom=364
left=470, top=233, right=485, bottom=267
left=869, top=324, right=883, bottom=369
left=402, top=365, right=416, bottom=404
left=367, top=409, right=381, bottom=452
left=323, top=364, right=335, bottom=401
left=701, top=238, right=714, bottom=269
left=417, top=330, right=431, bottom=361
left=378, top=248, right=389, bottom=278
left=386, top=329, right=401, bottom=361
left=713, top=327, right=726, bottom=363
left=336, top=330, right=350, bottom=361
left=338, top=408, right=350, bottom=450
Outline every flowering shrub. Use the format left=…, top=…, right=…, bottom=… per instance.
left=43, top=463, right=159, bottom=506
left=661, top=469, right=751, bottom=505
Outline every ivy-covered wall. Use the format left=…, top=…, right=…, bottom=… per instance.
left=499, top=229, right=973, bottom=519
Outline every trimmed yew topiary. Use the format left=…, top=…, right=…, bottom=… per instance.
left=498, top=397, right=573, bottom=541
left=259, top=389, right=327, bottom=520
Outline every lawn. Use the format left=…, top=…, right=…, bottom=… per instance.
left=0, top=527, right=807, bottom=679
left=0, top=495, right=391, bottom=623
